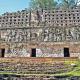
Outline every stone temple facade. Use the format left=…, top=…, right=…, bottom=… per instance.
left=0, top=7, right=80, bottom=58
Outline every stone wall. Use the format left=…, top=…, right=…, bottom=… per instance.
left=0, top=26, right=80, bottom=42
left=0, top=7, right=80, bottom=27
left=0, top=42, right=79, bottom=58
left=0, top=26, right=80, bottom=57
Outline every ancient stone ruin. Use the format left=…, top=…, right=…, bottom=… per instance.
left=0, top=8, right=80, bottom=58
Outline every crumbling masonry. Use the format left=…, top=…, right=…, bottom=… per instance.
left=0, top=8, right=80, bottom=57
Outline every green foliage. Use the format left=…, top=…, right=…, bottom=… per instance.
left=60, top=0, right=78, bottom=8
left=29, top=0, right=79, bottom=10
left=29, top=0, right=58, bottom=9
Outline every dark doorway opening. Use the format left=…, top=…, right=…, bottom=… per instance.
left=1, top=49, right=5, bottom=57
left=31, top=48, right=36, bottom=57
left=64, top=48, right=70, bottom=57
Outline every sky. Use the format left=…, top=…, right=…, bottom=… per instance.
left=0, top=0, right=30, bottom=15
left=0, top=0, right=80, bottom=15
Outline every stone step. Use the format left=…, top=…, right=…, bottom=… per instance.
left=0, top=57, right=77, bottom=74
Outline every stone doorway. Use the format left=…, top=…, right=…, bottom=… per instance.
left=31, top=48, right=36, bottom=57
left=64, top=48, right=70, bottom=57
left=0, top=48, right=5, bottom=57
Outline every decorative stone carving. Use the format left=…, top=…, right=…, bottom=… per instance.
left=1, top=26, right=80, bottom=42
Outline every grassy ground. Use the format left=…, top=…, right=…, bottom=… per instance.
left=55, top=59, right=80, bottom=76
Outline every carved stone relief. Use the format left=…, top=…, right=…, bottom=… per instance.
left=0, top=26, right=80, bottom=42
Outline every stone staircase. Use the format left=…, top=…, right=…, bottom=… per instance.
left=0, top=57, right=78, bottom=75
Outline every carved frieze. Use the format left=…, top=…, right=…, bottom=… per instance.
left=0, top=26, right=80, bottom=42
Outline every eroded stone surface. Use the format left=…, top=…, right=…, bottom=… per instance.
left=0, top=26, right=80, bottom=57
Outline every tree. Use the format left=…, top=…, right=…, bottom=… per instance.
left=60, top=0, right=79, bottom=9
left=29, top=0, right=58, bottom=9
left=29, top=0, right=80, bottom=10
